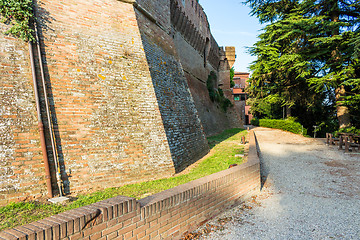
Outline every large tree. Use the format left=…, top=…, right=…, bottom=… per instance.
left=246, top=0, right=360, bottom=129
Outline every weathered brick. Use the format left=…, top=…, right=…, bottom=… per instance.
left=132, top=224, right=147, bottom=237
left=88, top=231, right=101, bottom=240
left=68, top=232, right=82, bottom=240
left=104, top=231, right=118, bottom=240
left=82, top=222, right=106, bottom=238
left=117, top=222, right=136, bottom=236
left=101, top=222, right=123, bottom=236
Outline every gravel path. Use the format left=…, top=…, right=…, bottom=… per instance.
left=196, top=127, right=360, bottom=240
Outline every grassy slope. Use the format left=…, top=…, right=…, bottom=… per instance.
left=0, top=128, right=247, bottom=231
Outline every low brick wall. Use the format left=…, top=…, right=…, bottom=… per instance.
left=0, top=131, right=260, bottom=240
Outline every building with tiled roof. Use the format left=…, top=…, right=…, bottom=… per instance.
left=232, top=72, right=253, bottom=124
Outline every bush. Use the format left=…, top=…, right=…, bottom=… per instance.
left=230, top=67, right=235, bottom=88
left=206, top=71, right=217, bottom=102
left=258, top=119, right=307, bottom=135
left=206, top=71, right=233, bottom=112
left=251, top=117, right=259, bottom=126
left=0, top=0, right=35, bottom=41
left=333, top=126, right=360, bottom=137
left=221, top=98, right=233, bottom=112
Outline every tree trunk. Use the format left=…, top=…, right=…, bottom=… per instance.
left=335, top=85, right=351, bottom=128
left=286, top=105, right=291, bottom=118
left=331, top=2, right=351, bottom=128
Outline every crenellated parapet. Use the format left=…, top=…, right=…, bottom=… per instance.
left=208, top=35, right=220, bottom=69
left=170, top=0, right=220, bottom=69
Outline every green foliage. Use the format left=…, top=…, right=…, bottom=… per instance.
left=340, top=69, right=360, bottom=129
left=251, top=117, right=259, bottom=126
left=207, top=71, right=217, bottom=102
left=206, top=71, right=233, bottom=112
left=221, top=98, right=233, bottom=112
left=246, top=0, right=360, bottom=131
left=0, top=0, right=35, bottom=41
left=258, top=118, right=307, bottom=136
left=333, top=126, right=360, bottom=137
left=0, top=129, right=247, bottom=231
left=230, top=66, right=235, bottom=88
left=246, top=95, right=283, bottom=119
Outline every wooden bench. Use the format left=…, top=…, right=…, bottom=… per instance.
left=343, top=134, right=360, bottom=153
left=326, top=133, right=339, bottom=146
left=326, top=132, right=359, bottom=152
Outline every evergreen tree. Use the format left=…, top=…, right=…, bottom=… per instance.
left=246, top=0, right=360, bottom=129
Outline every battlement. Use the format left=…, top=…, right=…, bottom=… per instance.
left=170, top=0, right=219, bottom=69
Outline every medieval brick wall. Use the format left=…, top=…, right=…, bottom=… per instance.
left=0, top=23, right=47, bottom=204
left=170, top=0, right=242, bottom=136
left=0, top=0, right=177, bottom=202
left=135, top=0, right=209, bottom=172
left=0, top=0, right=240, bottom=203
left=33, top=0, right=182, bottom=195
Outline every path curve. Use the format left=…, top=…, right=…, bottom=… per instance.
left=198, top=127, right=360, bottom=240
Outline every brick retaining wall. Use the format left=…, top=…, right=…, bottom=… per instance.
left=0, top=131, right=260, bottom=240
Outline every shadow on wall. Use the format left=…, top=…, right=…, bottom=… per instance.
left=134, top=7, right=209, bottom=173
left=33, top=1, right=70, bottom=196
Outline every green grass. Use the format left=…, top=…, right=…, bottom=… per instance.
left=207, top=128, right=246, bottom=149
left=0, top=202, right=65, bottom=231
left=0, top=128, right=247, bottom=231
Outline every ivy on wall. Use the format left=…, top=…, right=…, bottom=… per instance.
left=207, top=71, right=233, bottom=112
left=0, top=0, right=34, bottom=41
left=230, top=66, right=235, bottom=88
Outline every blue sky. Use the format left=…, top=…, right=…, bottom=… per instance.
left=200, top=0, right=264, bottom=73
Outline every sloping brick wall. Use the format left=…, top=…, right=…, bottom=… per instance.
left=0, top=131, right=260, bottom=240
left=0, top=0, right=208, bottom=202
left=0, top=0, right=241, bottom=204
left=170, top=0, right=243, bottom=136
left=0, top=0, right=177, bottom=201
left=135, top=3, right=209, bottom=173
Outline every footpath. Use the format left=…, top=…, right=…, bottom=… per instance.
left=197, top=127, right=360, bottom=240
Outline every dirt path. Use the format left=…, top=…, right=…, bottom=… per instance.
left=197, top=127, right=360, bottom=240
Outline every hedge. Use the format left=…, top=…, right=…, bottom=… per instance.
left=252, top=118, right=307, bottom=136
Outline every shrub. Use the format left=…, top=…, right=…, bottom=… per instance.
left=221, top=98, right=233, bottom=112
left=333, top=126, right=360, bottom=137
left=251, top=117, right=259, bottom=126
left=258, top=119, right=307, bottom=135
left=230, top=67, right=235, bottom=88
left=0, top=0, right=35, bottom=41
left=207, top=71, right=217, bottom=102
left=206, top=71, right=233, bottom=112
